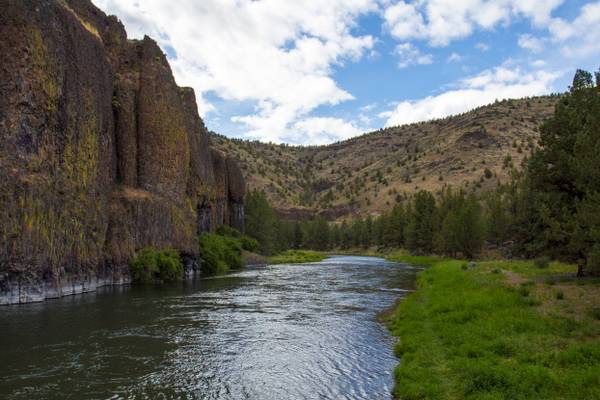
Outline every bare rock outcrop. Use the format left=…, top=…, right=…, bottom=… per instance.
left=0, top=0, right=245, bottom=304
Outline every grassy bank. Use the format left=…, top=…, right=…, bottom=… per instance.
left=241, top=250, right=268, bottom=266
left=385, top=249, right=449, bottom=266
left=387, top=258, right=600, bottom=399
left=268, top=250, right=327, bottom=264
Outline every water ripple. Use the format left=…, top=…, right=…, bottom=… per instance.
left=0, top=256, right=417, bottom=400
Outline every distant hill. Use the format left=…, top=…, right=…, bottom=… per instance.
left=211, top=96, right=560, bottom=220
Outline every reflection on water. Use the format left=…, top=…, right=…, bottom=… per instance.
left=0, top=256, right=420, bottom=400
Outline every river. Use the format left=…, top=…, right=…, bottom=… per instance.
left=0, top=256, right=420, bottom=400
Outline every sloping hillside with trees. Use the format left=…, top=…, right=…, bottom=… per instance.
left=243, top=69, right=600, bottom=276
left=213, top=96, right=559, bottom=220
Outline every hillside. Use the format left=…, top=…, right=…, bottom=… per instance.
left=212, top=96, right=559, bottom=220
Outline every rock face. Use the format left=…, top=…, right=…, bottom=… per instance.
left=0, top=0, right=245, bottom=304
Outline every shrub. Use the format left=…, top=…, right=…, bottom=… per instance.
left=199, top=233, right=243, bottom=274
left=517, top=285, right=530, bottom=297
left=130, top=247, right=183, bottom=283
left=534, top=257, right=550, bottom=269
left=216, top=225, right=241, bottom=238
left=215, top=225, right=258, bottom=252
left=587, top=245, right=600, bottom=276
left=156, top=249, right=184, bottom=282
left=590, top=307, right=600, bottom=320
left=555, top=291, right=565, bottom=300
left=484, top=168, right=493, bottom=179
left=240, top=235, right=259, bottom=252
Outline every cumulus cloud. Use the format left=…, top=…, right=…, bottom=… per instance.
left=291, top=117, right=365, bottom=145
left=394, top=43, right=433, bottom=68
left=92, top=0, right=377, bottom=143
left=549, top=1, right=600, bottom=58
left=383, top=0, right=565, bottom=47
left=380, top=66, right=560, bottom=127
left=447, top=52, right=463, bottom=63
left=90, top=0, right=598, bottom=145
left=475, top=42, right=490, bottom=52
left=518, top=34, right=544, bottom=53
left=383, top=1, right=428, bottom=40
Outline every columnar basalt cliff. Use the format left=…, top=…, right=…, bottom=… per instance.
left=0, top=0, right=245, bottom=304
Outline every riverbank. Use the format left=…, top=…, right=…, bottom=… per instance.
left=267, top=250, right=327, bottom=264
left=385, top=257, right=600, bottom=399
left=265, top=248, right=445, bottom=265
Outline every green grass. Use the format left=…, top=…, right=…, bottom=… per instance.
left=386, top=250, right=449, bottom=266
left=388, top=259, right=600, bottom=399
left=477, top=259, right=576, bottom=278
left=268, top=250, right=327, bottom=264
left=326, top=248, right=385, bottom=257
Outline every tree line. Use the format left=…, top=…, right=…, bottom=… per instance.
left=245, top=69, right=600, bottom=276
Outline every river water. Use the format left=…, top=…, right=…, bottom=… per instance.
left=0, top=256, right=420, bottom=400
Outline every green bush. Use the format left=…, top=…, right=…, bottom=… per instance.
left=213, top=225, right=258, bottom=252
left=130, top=247, right=183, bottom=283
left=240, top=235, right=259, bottom=252
left=199, top=233, right=243, bottom=274
left=587, top=245, right=600, bottom=276
left=216, top=225, right=241, bottom=238
left=535, top=257, right=551, bottom=269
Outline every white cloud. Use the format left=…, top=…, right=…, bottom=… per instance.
left=381, top=66, right=560, bottom=127
left=383, top=0, right=565, bottom=47
left=549, top=1, right=600, bottom=58
left=518, top=34, right=544, bottom=53
left=447, top=52, right=462, bottom=62
left=359, top=103, right=378, bottom=112
left=530, top=59, right=547, bottom=68
left=291, top=117, right=365, bottom=145
left=394, top=43, right=433, bottom=68
left=92, top=0, right=377, bottom=143
left=383, top=1, right=427, bottom=40
left=475, top=42, right=490, bottom=52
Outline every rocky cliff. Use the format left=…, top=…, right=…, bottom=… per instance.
left=0, top=0, right=245, bottom=304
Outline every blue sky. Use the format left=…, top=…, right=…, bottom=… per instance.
left=93, top=0, right=600, bottom=145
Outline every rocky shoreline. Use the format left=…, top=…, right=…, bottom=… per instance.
left=0, top=265, right=130, bottom=305
left=0, top=256, right=205, bottom=305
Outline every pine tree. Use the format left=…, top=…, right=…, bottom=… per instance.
left=484, top=187, right=510, bottom=246
left=406, top=191, right=437, bottom=254
left=293, top=221, right=303, bottom=249
left=245, top=190, right=278, bottom=255
left=384, top=203, right=406, bottom=247
left=313, top=216, right=330, bottom=251
left=525, top=68, right=600, bottom=275
left=364, top=215, right=373, bottom=247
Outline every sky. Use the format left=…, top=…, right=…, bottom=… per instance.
left=92, top=0, right=600, bottom=145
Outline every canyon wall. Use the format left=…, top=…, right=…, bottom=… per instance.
left=0, top=0, right=245, bottom=304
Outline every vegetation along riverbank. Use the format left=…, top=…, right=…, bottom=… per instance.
left=384, top=257, right=600, bottom=400
left=267, top=250, right=327, bottom=264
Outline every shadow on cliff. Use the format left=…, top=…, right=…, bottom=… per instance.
left=0, top=0, right=245, bottom=304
